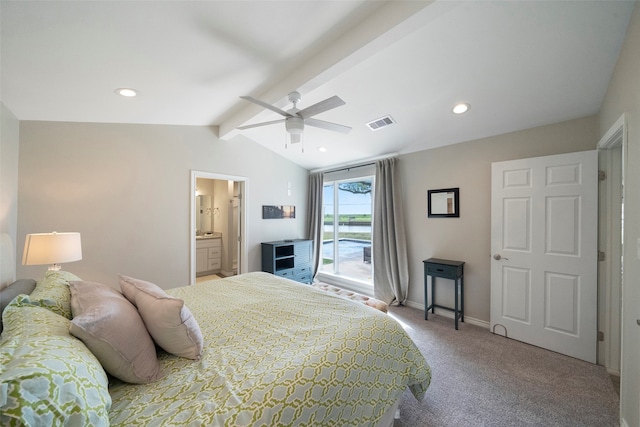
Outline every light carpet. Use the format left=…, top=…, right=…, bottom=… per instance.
left=389, top=306, right=619, bottom=427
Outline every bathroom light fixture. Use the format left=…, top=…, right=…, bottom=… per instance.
left=115, top=88, right=137, bottom=97
left=318, top=147, right=327, bottom=152
left=22, top=232, right=82, bottom=271
left=452, top=103, right=470, bottom=114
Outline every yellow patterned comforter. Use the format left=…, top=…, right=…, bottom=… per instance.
left=108, top=272, right=431, bottom=426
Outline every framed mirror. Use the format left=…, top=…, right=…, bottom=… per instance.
left=428, top=188, right=459, bottom=218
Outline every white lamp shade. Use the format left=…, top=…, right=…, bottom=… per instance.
left=22, top=232, right=82, bottom=267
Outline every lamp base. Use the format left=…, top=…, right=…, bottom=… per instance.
left=48, top=264, right=62, bottom=271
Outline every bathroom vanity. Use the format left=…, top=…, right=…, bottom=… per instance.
left=196, top=234, right=222, bottom=276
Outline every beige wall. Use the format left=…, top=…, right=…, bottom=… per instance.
left=598, top=3, right=640, bottom=426
left=399, top=115, right=598, bottom=323
left=0, top=103, right=20, bottom=287
left=1, top=103, right=20, bottom=238
left=16, top=121, right=309, bottom=289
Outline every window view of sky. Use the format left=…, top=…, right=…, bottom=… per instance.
left=324, top=180, right=372, bottom=215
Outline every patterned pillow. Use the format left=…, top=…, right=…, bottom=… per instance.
left=0, top=296, right=111, bottom=426
left=119, top=275, right=203, bottom=360
left=29, top=270, right=81, bottom=319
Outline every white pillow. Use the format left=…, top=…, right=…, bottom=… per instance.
left=69, top=280, right=162, bottom=384
left=119, top=275, right=203, bottom=360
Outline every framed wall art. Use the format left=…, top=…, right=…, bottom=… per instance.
left=262, top=205, right=296, bottom=219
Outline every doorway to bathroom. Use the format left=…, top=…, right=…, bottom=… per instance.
left=190, top=170, right=247, bottom=285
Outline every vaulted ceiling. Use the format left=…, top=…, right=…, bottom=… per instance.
left=1, top=1, right=635, bottom=169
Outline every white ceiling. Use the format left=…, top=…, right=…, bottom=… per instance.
left=1, top=1, right=635, bottom=170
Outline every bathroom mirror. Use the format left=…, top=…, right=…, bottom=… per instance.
left=428, top=188, right=459, bottom=218
left=196, top=195, right=212, bottom=232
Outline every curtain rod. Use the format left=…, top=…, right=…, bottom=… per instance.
left=310, top=153, right=397, bottom=175
left=322, top=162, right=375, bottom=175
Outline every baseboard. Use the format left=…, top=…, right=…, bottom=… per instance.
left=606, top=367, right=621, bottom=377
left=404, top=300, right=490, bottom=329
left=313, top=278, right=491, bottom=329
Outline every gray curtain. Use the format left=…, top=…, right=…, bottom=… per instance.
left=306, top=172, right=324, bottom=278
left=373, top=157, right=409, bottom=305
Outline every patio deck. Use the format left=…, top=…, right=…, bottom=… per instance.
left=321, top=242, right=373, bottom=283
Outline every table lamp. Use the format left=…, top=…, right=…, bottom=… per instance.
left=22, top=232, right=82, bottom=271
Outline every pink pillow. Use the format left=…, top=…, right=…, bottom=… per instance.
left=69, top=280, right=161, bottom=384
left=119, top=275, right=203, bottom=360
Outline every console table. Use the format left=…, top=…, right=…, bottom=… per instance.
left=423, top=258, right=465, bottom=330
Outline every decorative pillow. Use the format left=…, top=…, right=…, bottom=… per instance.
left=0, top=297, right=111, bottom=426
left=0, top=279, right=36, bottom=333
left=69, top=280, right=161, bottom=384
left=29, top=270, right=81, bottom=319
left=119, top=275, right=203, bottom=360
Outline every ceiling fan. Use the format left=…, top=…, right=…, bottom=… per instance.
left=237, top=91, right=351, bottom=144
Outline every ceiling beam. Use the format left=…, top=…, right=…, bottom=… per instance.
left=218, top=0, right=435, bottom=140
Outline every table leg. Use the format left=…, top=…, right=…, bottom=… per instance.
left=431, top=278, right=436, bottom=314
left=424, top=274, right=428, bottom=320
left=461, top=275, right=464, bottom=323
left=454, top=278, right=459, bottom=330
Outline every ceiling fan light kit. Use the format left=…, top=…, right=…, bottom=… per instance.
left=285, top=116, right=304, bottom=134
left=237, top=91, right=351, bottom=151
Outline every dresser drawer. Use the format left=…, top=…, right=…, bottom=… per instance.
left=293, top=265, right=311, bottom=275
left=293, top=273, right=312, bottom=284
left=275, top=268, right=311, bottom=284
left=275, top=269, right=294, bottom=279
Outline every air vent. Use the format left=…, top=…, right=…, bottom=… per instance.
left=366, top=115, right=395, bottom=131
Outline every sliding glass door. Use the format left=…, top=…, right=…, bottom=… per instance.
left=321, top=177, right=373, bottom=283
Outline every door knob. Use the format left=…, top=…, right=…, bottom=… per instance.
left=493, top=254, right=509, bottom=260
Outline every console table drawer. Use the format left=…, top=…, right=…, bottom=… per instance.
left=423, top=258, right=464, bottom=280
left=426, top=263, right=462, bottom=279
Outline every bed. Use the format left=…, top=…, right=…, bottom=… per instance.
left=0, top=269, right=431, bottom=426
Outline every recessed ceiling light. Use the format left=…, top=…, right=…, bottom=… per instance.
left=452, top=103, right=470, bottom=114
left=318, top=147, right=327, bottom=152
left=115, top=88, right=137, bottom=97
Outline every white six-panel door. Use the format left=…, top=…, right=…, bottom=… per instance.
left=490, top=150, right=598, bottom=363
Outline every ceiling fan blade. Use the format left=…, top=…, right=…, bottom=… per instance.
left=240, top=96, right=292, bottom=117
left=305, top=118, right=352, bottom=134
left=237, top=119, right=285, bottom=130
left=296, top=95, right=345, bottom=118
